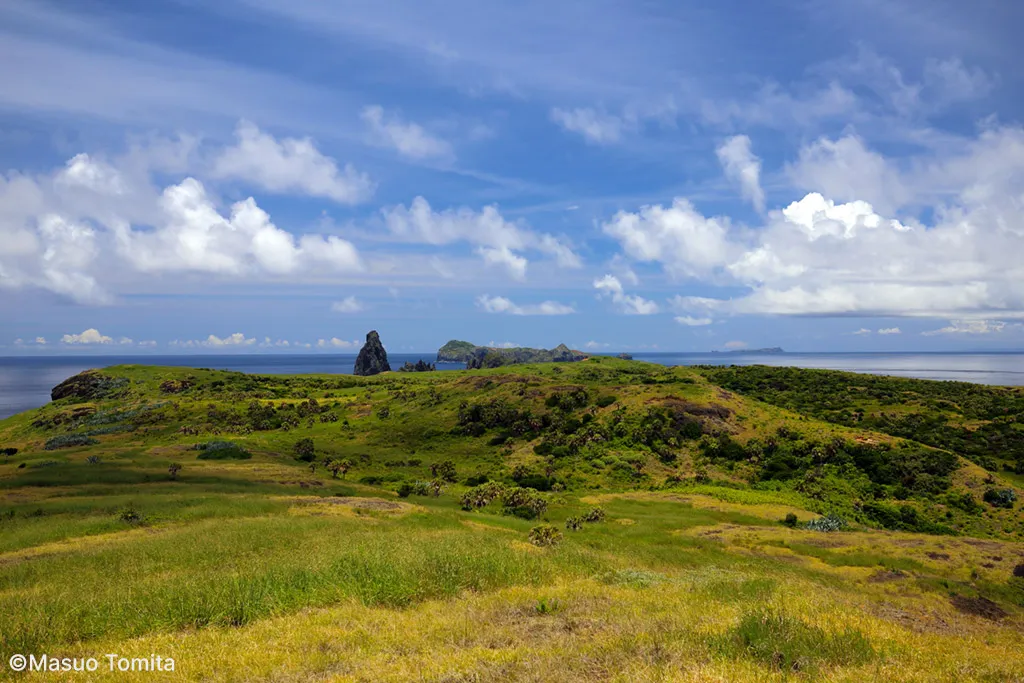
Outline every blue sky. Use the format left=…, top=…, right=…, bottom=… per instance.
left=2, top=0, right=1023, bottom=354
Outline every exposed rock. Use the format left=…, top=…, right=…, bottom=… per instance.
left=398, top=360, right=436, bottom=372
left=617, top=353, right=633, bottom=360
left=51, top=371, right=129, bottom=402
left=354, top=330, right=391, bottom=376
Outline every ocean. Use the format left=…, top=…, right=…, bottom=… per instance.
left=1, top=351, right=1022, bottom=420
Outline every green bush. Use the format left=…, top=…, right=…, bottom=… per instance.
left=293, top=438, right=315, bottom=462
left=44, top=435, right=98, bottom=450
left=195, top=441, right=252, bottom=460
left=804, top=514, right=847, bottom=532
left=565, top=516, right=583, bottom=531
left=782, top=512, right=799, bottom=528
left=583, top=507, right=606, bottom=523
left=984, top=488, right=1017, bottom=509
left=528, top=524, right=562, bottom=547
left=595, top=395, right=617, bottom=408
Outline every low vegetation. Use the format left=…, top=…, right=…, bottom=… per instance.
left=0, top=358, right=1022, bottom=680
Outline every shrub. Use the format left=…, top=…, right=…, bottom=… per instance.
left=565, top=516, right=584, bottom=531
left=168, top=463, right=182, bottom=480
left=2, top=447, right=19, bottom=457
left=117, top=504, right=145, bottom=525
left=804, top=514, right=848, bottom=532
left=983, top=488, right=1017, bottom=509
left=488, top=434, right=509, bottom=446
left=782, top=512, right=799, bottom=528
left=429, top=460, right=458, bottom=483
left=85, top=455, right=102, bottom=465
left=44, top=435, right=98, bottom=450
left=463, top=474, right=489, bottom=487
left=293, top=437, right=315, bottom=462
left=583, top=507, right=606, bottom=523
left=596, top=395, right=617, bottom=408
left=397, top=481, right=430, bottom=498
left=501, top=487, right=548, bottom=520
left=528, top=524, right=562, bottom=547
left=195, top=441, right=252, bottom=460
left=533, top=441, right=554, bottom=456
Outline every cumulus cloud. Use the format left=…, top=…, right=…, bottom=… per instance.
left=716, top=135, right=765, bottom=212
left=593, top=274, right=659, bottom=315
left=34, top=337, right=47, bottom=344
left=112, top=178, right=363, bottom=277
left=361, top=106, right=452, bottom=161
left=922, top=320, right=1007, bottom=336
left=0, top=129, right=369, bottom=305
left=61, top=328, right=113, bottom=344
left=611, top=126, right=1024, bottom=322
left=550, top=107, right=625, bottom=144
left=211, top=121, right=373, bottom=203
left=171, top=333, right=256, bottom=348
left=877, top=327, right=902, bottom=335
left=675, top=316, right=712, bottom=326
left=331, top=296, right=363, bottom=314
left=476, top=294, right=575, bottom=316
left=382, top=196, right=580, bottom=279
left=317, top=338, right=359, bottom=348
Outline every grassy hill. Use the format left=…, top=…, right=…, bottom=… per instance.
left=1, top=358, right=1023, bottom=680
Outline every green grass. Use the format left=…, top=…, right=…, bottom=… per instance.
left=1, top=360, right=1023, bottom=681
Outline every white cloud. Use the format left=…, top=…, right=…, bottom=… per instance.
left=61, top=328, right=113, bottom=344
left=118, top=337, right=133, bottom=345
left=724, top=341, right=748, bottom=350
left=172, top=333, right=256, bottom=348
left=675, top=316, right=712, bottom=327
left=487, top=341, right=519, bottom=349
left=593, top=274, right=659, bottom=315
left=56, top=154, right=124, bottom=195
left=210, top=121, right=373, bottom=203
left=613, top=125, right=1024, bottom=320
left=34, top=336, right=46, bottom=344
left=550, top=107, right=625, bottom=144
left=476, top=294, right=575, bottom=316
left=317, top=338, right=359, bottom=348
left=786, top=134, right=909, bottom=215
left=382, top=196, right=580, bottom=279
left=138, top=340, right=157, bottom=347
left=716, top=135, right=765, bottom=212
left=602, top=200, right=734, bottom=279
left=877, top=327, right=902, bottom=335
left=584, top=341, right=609, bottom=349
left=331, top=296, right=363, bottom=314
left=114, top=178, right=363, bottom=276
left=361, top=106, right=452, bottom=161
left=922, top=319, right=1007, bottom=336
left=852, top=328, right=872, bottom=335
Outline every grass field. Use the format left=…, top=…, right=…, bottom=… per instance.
left=1, top=358, right=1022, bottom=681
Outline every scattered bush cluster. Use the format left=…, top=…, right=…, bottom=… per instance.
left=44, top=435, right=98, bottom=450
left=527, top=524, right=562, bottom=547
left=194, top=441, right=253, bottom=460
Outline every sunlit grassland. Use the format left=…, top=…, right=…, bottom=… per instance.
left=1, top=359, right=1023, bottom=680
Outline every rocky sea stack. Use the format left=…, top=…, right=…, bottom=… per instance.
left=353, top=330, right=391, bottom=376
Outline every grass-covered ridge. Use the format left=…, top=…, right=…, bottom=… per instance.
left=1, top=358, right=1023, bottom=681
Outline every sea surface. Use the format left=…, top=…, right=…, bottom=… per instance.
left=0, top=352, right=1022, bottom=420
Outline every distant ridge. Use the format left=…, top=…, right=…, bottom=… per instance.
left=711, top=347, right=785, bottom=355
left=436, top=340, right=587, bottom=368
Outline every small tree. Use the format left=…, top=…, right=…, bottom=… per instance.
left=430, top=460, right=458, bottom=483
left=168, top=463, right=182, bottom=481
left=308, top=461, right=317, bottom=475
left=294, top=438, right=315, bottom=462
left=1, top=447, right=17, bottom=459
left=337, top=458, right=354, bottom=481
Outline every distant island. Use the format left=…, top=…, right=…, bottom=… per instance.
left=437, top=340, right=588, bottom=368
left=711, top=347, right=785, bottom=355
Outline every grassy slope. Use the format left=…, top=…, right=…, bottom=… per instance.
left=0, top=358, right=1022, bottom=681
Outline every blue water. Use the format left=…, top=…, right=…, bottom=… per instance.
left=0, top=352, right=1022, bottom=420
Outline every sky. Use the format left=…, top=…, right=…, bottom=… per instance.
left=1, top=0, right=1024, bottom=354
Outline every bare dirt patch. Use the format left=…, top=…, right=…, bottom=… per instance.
left=926, top=552, right=951, bottom=561
left=950, top=596, right=1008, bottom=621
left=868, top=569, right=908, bottom=583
